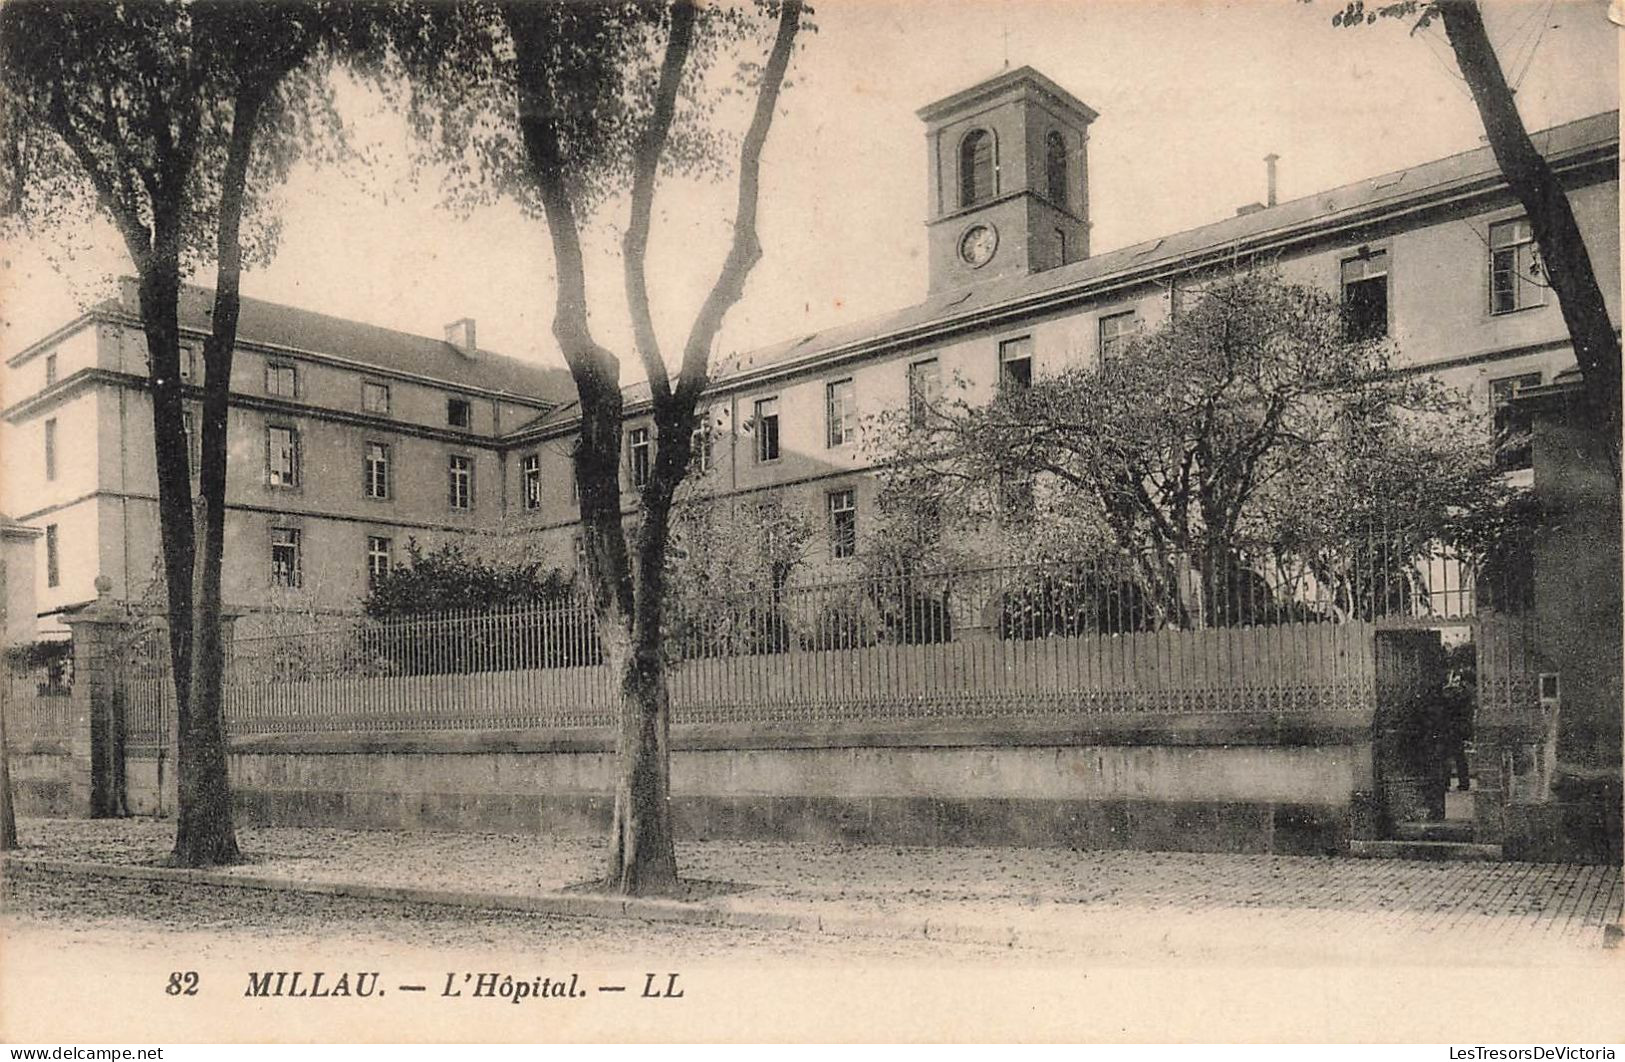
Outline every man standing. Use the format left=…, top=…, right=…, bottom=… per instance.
left=1439, top=667, right=1474, bottom=792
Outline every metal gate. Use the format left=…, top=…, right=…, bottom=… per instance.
left=1369, top=609, right=1550, bottom=844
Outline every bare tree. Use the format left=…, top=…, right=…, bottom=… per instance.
left=401, top=0, right=803, bottom=893
left=525, top=0, right=800, bottom=894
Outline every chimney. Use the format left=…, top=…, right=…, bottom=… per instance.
left=119, top=276, right=140, bottom=314
left=444, top=317, right=477, bottom=355
left=1264, top=153, right=1280, bottom=207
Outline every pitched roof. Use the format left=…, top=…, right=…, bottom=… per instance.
left=706, top=110, right=1618, bottom=382
left=512, top=109, right=1623, bottom=438
left=97, top=284, right=576, bottom=404
left=0, top=512, right=42, bottom=537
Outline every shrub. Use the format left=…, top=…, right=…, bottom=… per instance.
left=801, top=596, right=878, bottom=651
left=364, top=539, right=577, bottom=619
left=999, top=566, right=1157, bottom=639
left=359, top=540, right=601, bottom=674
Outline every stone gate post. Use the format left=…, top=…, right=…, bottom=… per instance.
left=61, top=576, right=130, bottom=817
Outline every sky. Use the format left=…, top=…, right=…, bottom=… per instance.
left=0, top=0, right=1618, bottom=377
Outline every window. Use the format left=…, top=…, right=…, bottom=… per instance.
left=1341, top=250, right=1389, bottom=341
left=1490, top=218, right=1545, bottom=315
left=267, top=426, right=300, bottom=488
left=366, top=535, right=392, bottom=587
left=266, top=362, right=297, bottom=398
left=1490, top=372, right=1542, bottom=472
left=270, top=528, right=301, bottom=588
left=828, top=489, right=857, bottom=559
left=754, top=397, right=780, bottom=462
left=999, top=336, right=1033, bottom=390
left=1054, top=227, right=1067, bottom=269
left=826, top=378, right=856, bottom=448
left=959, top=129, right=994, bottom=208
left=182, top=410, right=200, bottom=476
left=364, top=442, right=390, bottom=500
left=43, top=418, right=56, bottom=481
left=362, top=381, right=391, bottom=414
left=1045, top=130, right=1068, bottom=207
left=626, top=427, right=652, bottom=488
left=448, top=454, right=473, bottom=509
left=45, top=524, right=59, bottom=588
left=1098, top=311, right=1139, bottom=364
left=908, top=358, right=942, bottom=427
left=179, top=345, right=195, bottom=383
left=573, top=534, right=588, bottom=574
left=522, top=453, right=541, bottom=510
left=447, top=397, right=472, bottom=428
left=691, top=423, right=714, bottom=474
left=44, top=353, right=57, bottom=387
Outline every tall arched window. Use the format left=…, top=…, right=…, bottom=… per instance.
left=959, top=129, right=994, bottom=207
left=1046, top=131, right=1068, bottom=207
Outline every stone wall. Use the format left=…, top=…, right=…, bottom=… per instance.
left=205, top=713, right=1375, bottom=855
left=8, top=738, right=73, bottom=817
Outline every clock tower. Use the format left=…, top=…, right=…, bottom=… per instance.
left=918, top=66, right=1097, bottom=294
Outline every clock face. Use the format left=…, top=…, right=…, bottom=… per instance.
left=959, top=224, right=998, bottom=267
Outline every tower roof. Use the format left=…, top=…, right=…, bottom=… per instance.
left=916, top=65, right=1098, bottom=127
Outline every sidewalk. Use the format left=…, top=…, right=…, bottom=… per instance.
left=5, top=817, right=1620, bottom=963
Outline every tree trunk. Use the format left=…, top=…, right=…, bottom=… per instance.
left=606, top=650, right=679, bottom=894
left=173, top=621, right=238, bottom=864
left=1439, top=0, right=1621, bottom=469
left=141, top=257, right=240, bottom=865
left=165, top=68, right=282, bottom=868
left=603, top=415, right=692, bottom=894
left=572, top=381, right=681, bottom=894
left=0, top=679, right=17, bottom=851
left=172, top=456, right=239, bottom=866
left=0, top=546, right=13, bottom=847
left=137, top=265, right=196, bottom=716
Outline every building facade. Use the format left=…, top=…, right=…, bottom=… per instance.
left=1, top=514, right=42, bottom=648
left=502, top=68, right=1618, bottom=575
left=2, top=283, right=574, bottom=633
left=2, top=66, right=1619, bottom=633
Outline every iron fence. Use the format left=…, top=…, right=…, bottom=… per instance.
left=670, top=540, right=1483, bottom=656
left=194, top=537, right=1493, bottom=736
left=224, top=603, right=609, bottom=734
left=1, top=666, right=74, bottom=741
left=121, top=626, right=174, bottom=751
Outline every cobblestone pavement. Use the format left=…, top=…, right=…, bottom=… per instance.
left=6, top=817, right=1621, bottom=963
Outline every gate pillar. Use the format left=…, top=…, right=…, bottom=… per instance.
left=1474, top=610, right=1551, bottom=848
left=61, top=576, right=131, bottom=817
